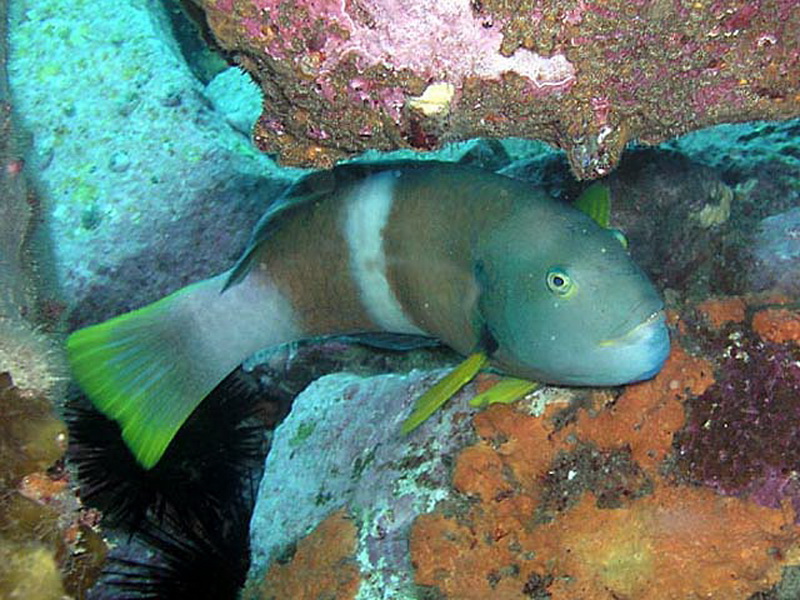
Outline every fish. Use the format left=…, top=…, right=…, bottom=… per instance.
left=66, top=161, right=670, bottom=469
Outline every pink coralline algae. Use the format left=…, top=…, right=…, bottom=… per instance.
left=241, top=0, right=576, bottom=86
left=199, top=0, right=799, bottom=178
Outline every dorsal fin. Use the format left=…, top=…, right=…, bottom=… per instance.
left=222, top=174, right=326, bottom=290
left=223, top=160, right=438, bottom=291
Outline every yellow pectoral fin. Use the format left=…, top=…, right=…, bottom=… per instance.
left=401, top=352, right=488, bottom=434
left=469, top=377, right=539, bottom=408
left=574, top=182, right=611, bottom=228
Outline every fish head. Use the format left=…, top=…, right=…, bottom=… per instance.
left=477, top=205, right=670, bottom=386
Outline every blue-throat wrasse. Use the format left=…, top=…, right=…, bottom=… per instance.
left=67, top=162, right=670, bottom=468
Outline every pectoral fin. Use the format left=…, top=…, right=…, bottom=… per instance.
left=574, top=182, right=611, bottom=228
left=574, top=182, right=629, bottom=248
left=469, top=377, right=539, bottom=408
left=401, top=352, right=488, bottom=434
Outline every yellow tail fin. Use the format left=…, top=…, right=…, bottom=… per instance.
left=67, top=281, right=222, bottom=469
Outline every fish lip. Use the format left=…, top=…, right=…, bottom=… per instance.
left=599, top=309, right=666, bottom=347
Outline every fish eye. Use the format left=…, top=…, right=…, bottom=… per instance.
left=610, top=228, right=628, bottom=249
left=546, top=268, right=575, bottom=297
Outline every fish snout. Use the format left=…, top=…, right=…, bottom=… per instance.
left=597, top=310, right=670, bottom=383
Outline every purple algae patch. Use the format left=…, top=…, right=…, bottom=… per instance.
left=674, top=325, right=800, bottom=518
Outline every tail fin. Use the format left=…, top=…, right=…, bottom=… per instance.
left=67, top=282, right=216, bottom=468
left=67, top=272, right=298, bottom=469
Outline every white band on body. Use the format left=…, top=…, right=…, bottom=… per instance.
left=344, top=171, right=425, bottom=335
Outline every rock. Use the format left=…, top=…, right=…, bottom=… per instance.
left=246, top=365, right=570, bottom=597
left=204, top=66, right=263, bottom=137
left=198, top=0, right=799, bottom=178
left=246, top=369, right=478, bottom=597
left=8, top=0, right=304, bottom=327
left=246, top=302, right=800, bottom=599
left=750, top=207, right=800, bottom=295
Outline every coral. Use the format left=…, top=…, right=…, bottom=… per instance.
left=411, top=394, right=800, bottom=600
left=696, top=296, right=747, bottom=330
left=254, top=510, right=361, bottom=600
left=0, top=0, right=65, bottom=400
left=0, top=375, right=66, bottom=490
left=570, top=343, right=713, bottom=472
left=0, top=5, right=106, bottom=593
left=524, top=487, right=798, bottom=600
left=245, top=367, right=503, bottom=596
left=245, top=317, right=800, bottom=598
left=198, top=0, right=799, bottom=177
left=0, top=540, right=66, bottom=600
left=0, top=318, right=64, bottom=397
left=236, top=291, right=800, bottom=598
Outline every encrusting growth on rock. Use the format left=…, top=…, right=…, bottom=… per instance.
left=409, top=299, right=800, bottom=599
left=255, top=509, right=361, bottom=600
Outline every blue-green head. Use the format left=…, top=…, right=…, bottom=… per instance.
left=476, top=201, right=669, bottom=386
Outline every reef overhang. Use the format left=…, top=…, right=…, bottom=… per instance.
left=196, top=0, right=800, bottom=179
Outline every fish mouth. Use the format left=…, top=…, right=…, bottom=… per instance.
left=598, top=309, right=666, bottom=348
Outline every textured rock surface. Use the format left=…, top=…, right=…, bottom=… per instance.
left=246, top=368, right=570, bottom=598
left=676, top=297, right=800, bottom=516
left=751, top=207, right=800, bottom=295
left=667, top=119, right=800, bottom=178
left=11, top=0, right=798, bottom=327
left=199, top=0, right=800, bottom=178
left=1, top=0, right=66, bottom=400
left=246, top=369, right=479, bottom=597
left=8, top=0, right=301, bottom=328
left=0, top=6, right=104, bottom=595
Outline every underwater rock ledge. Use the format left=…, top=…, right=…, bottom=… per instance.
left=197, top=0, right=800, bottom=178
